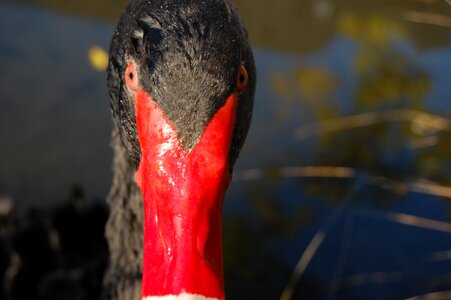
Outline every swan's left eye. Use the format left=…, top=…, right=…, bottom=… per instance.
left=125, top=62, right=139, bottom=91
left=236, top=65, right=248, bottom=93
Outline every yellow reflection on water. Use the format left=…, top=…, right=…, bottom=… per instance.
left=88, top=45, right=108, bottom=71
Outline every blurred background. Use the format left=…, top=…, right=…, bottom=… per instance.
left=0, top=0, right=451, bottom=299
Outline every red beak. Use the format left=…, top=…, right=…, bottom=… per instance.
left=134, top=89, right=237, bottom=299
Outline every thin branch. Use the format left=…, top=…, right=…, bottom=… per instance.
left=233, top=166, right=355, bottom=182
left=409, top=180, right=451, bottom=199
left=426, top=250, right=451, bottom=262
left=403, top=10, right=451, bottom=28
left=328, top=214, right=354, bottom=299
left=409, top=136, right=438, bottom=149
left=352, top=209, right=451, bottom=234
left=278, top=166, right=355, bottom=179
left=293, top=109, right=450, bottom=141
left=279, top=181, right=362, bottom=300
left=233, top=166, right=451, bottom=199
left=406, top=290, right=451, bottom=300
left=279, top=232, right=325, bottom=300
left=385, top=212, right=451, bottom=233
left=233, top=168, right=266, bottom=181
left=338, top=271, right=403, bottom=287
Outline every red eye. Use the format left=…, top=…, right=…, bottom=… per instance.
left=125, top=62, right=139, bottom=91
left=236, top=65, right=248, bottom=93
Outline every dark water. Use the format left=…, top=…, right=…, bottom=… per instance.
left=1, top=1, right=451, bottom=299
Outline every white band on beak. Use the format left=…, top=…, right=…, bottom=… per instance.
left=143, top=293, right=221, bottom=300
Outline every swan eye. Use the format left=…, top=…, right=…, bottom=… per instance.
left=236, top=65, right=248, bottom=93
left=125, top=63, right=139, bottom=91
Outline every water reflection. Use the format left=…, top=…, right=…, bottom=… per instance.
left=0, top=3, right=113, bottom=211
left=10, top=0, right=450, bottom=52
left=1, top=0, right=451, bottom=299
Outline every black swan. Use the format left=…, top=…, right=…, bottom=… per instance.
left=102, top=0, right=255, bottom=299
